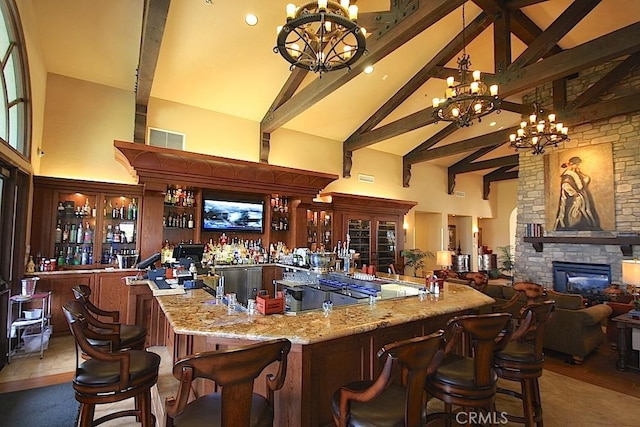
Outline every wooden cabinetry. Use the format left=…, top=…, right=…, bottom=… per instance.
left=31, top=177, right=143, bottom=269
left=326, top=193, right=416, bottom=272
left=33, top=269, right=133, bottom=337
left=125, top=282, right=166, bottom=348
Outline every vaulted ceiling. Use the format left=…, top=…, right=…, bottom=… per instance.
left=30, top=1, right=640, bottom=197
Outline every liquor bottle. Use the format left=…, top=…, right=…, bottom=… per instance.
left=84, top=222, right=92, bottom=244
left=284, top=197, right=289, bottom=213
left=127, top=200, right=134, bottom=220
left=55, top=220, right=62, bottom=243
left=81, top=247, right=88, bottom=265
left=112, top=203, right=118, bottom=219
left=76, top=223, right=84, bottom=244
left=92, top=203, right=97, bottom=218
left=84, top=198, right=91, bottom=217
left=74, top=247, right=81, bottom=265
left=103, top=199, right=108, bottom=218
left=106, top=224, right=113, bottom=243
left=119, top=204, right=125, bottom=220
left=164, top=189, right=172, bottom=205
left=188, top=214, right=194, bottom=229
left=131, top=198, right=138, bottom=220
left=57, top=250, right=65, bottom=267
left=26, top=256, right=35, bottom=273
left=70, top=224, right=77, bottom=243
left=113, top=225, right=121, bottom=243
left=57, top=202, right=65, bottom=213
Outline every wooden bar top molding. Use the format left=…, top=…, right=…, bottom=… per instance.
left=114, top=140, right=338, bottom=196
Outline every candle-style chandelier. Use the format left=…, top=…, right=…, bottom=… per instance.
left=509, top=102, right=569, bottom=155
left=432, top=4, right=500, bottom=127
left=274, top=1, right=367, bottom=75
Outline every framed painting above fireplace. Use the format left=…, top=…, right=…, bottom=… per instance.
left=544, top=143, right=615, bottom=231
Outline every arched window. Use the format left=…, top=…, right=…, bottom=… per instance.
left=0, top=0, right=29, bottom=158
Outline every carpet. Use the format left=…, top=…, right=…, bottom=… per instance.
left=0, top=382, right=79, bottom=427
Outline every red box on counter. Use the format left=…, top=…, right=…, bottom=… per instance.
left=257, top=291, right=285, bottom=315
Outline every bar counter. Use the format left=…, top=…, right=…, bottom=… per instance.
left=148, top=275, right=494, bottom=426
left=152, top=279, right=493, bottom=345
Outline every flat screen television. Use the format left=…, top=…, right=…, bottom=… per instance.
left=202, top=198, right=264, bottom=233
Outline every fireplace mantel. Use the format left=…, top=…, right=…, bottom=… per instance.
left=523, top=236, right=640, bottom=256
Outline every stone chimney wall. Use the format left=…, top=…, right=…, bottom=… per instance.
left=514, top=60, right=640, bottom=287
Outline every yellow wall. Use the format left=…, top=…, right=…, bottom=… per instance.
left=39, top=74, right=137, bottom=184
left=35, top=75, right=513, bottom=256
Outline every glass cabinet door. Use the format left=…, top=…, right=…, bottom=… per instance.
left=376, top=220, right=397, bottom=272
left=101, top=195, right=139, bottom=265
left=306, top=209, right=332, bottom=251
left=347, top=219, right=370, bottom=267
left=53, top=192, right=98, bottom=268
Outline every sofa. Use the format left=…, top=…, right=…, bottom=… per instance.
left=480, top=284, right=612, bottom=364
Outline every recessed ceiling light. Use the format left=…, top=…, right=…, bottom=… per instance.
left=489, top=121, right=497, bottom=127
left=363, top=65, right=374, bottom=74
left=245, top=14, right=258, bottom=26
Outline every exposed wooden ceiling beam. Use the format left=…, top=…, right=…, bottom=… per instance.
left=506, top=0, right=548, bottom=10
left=570, top=52, right=640, bottom=109
left=260, top=0, right=464, bottom=134
left=499, top=22, right=640, bottom=96
left=360, top=21, right=640, bottom=152
left=451, top=154, right=519, bottom=174
left=134, top=0, right=171, bottom=144
left=405, top=123, right=459, bottom=159
left=483, top=166, right=519, bottom=199
left=344, top=12, right=493, bottom=139
left=405, top=93, right=640, bottom=164
left=508, top=0, right=601, bottom=70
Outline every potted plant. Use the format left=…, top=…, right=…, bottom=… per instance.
left=497, top=245, right=515, bottom=284
left=400, top=248, right=434, bottom=277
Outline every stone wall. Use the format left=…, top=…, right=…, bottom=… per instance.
left=514, top=60, right=640, bottom=287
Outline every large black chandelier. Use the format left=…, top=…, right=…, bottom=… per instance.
left=432, top=5, right=500, bottom=127
left=509, top=102, right=569, bottom=155
left=274, top=1, right=367, bottom=75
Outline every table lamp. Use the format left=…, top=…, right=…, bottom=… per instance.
left=436, top=250, right=452, bottom=271
left=622, top=259, right=640, bottom=309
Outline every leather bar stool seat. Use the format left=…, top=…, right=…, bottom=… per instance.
left=425, top=312, right=512, bottom=426
left=494, top=300, right=555, bottom=426
left=63, top=300, right=160, bottom=427
left=72, top=284, right=147, bottom=351
left=331, top=330, right=446, bottom=427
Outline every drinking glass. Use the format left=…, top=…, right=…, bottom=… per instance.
left=322, top=300, right=333, bottom=317
left=247, top=298, right=256, bottom=315
left=227, top=293, right=237, bottom=313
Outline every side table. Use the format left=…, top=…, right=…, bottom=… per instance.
left=613, top=313, right=640, bottom=371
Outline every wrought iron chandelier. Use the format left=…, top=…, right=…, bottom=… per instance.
left=274, top=1, right=367, bottom=75
left=432, top=5, right=500, bottom=127
left=509, top=102, right=569, bottom=155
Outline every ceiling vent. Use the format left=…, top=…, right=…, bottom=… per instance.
left=148, top=128, right=185, bottom=150
left=455, top=191, right=466, bottom=198
left=358, top=174, right=374, bottom=183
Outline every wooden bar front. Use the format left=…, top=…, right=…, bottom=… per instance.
left=150, top=278, right=494, bottom=426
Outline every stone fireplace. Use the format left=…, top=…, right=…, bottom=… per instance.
left=552, top=261, right=611, bottom=304
left=513, top=61, right=640, bottom=287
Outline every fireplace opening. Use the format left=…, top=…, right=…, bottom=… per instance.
left=552, top=261, right=611, bottom=304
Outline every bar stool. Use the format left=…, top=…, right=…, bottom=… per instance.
left=494, top=300, right=555, bottom=426
left=72, top=284, right=147, bottom=351
left=331, top=330, right=445, bottom=427
left=425, top=312, right=512, bottom=426
left=63, top=300, right=160, bottom=427
left=165, top=338, right=291, bottom=427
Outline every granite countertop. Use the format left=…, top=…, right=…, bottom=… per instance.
left=27, top=267, right=141, bottom=276
left=153, top=281, right=494, bottom=345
